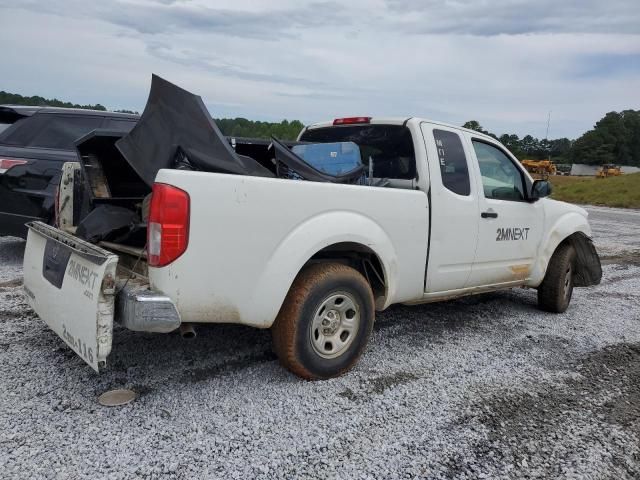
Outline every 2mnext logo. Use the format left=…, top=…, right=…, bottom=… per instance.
left=496, top=227, right=530, bottom=241
left=66, top=259, right=99, bottom=289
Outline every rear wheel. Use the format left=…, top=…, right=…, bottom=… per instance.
left=537, top=244, right=575, bottom=313
left=271, top=262, right=375, bottom=379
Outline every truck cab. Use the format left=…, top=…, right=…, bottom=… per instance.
left=299, top=117, right=596, bottom=298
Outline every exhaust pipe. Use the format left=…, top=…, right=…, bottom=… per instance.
left=179, top=323, right=196, bottom=339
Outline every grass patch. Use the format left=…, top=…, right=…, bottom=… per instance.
left=549, top=173, right=640, bottom=209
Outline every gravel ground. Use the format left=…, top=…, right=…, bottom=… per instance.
left=1, top=205, right=639, bottom=479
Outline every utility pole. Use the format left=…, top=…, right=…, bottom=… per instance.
left=545, top=110, right=552, bottom=162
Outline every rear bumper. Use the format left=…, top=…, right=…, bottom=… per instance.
left=116, top=282, right=181, bottom=333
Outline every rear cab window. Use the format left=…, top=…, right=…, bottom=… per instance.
left=299, top=124, right=416, bottom=180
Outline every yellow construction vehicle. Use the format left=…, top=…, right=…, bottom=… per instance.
left=521, top=159, right=557, bottom=179
left=596, top=164, right=622, bottom=178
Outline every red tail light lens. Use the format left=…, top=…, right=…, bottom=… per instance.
left=147, top=183, right=190, bottom=267
left=0, top=158, right=28, bottom=174
left=333, top=117, right=371, bottom=125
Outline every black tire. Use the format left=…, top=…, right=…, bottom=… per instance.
left=271, top=262, right=375, bottom=380
left=537, top=244, right=576, bottom=313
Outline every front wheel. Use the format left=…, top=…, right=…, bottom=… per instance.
left=537, top=244, right=575, bottom=313
left=271, top=262, right=375, bottom=380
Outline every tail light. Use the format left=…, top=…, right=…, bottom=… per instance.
left=147, top=183, right=190, bottom=267
left=333, top=117, right=371, bottom=125
left=0, top=157, right=28, bottom=174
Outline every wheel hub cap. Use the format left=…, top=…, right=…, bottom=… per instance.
left=322, top=310, right=340, bottom=335
left=310, top=292, right=360, bottom=359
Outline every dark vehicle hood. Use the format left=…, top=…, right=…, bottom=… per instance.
left=115, top=74, right=273, bottom=186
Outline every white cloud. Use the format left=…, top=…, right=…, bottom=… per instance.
left=0, top=0, right=639, bottom=138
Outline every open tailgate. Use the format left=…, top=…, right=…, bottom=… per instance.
left=23, top=221, right=118, bottom=372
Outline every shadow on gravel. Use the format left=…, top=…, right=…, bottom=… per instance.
left=92, top=290, right=535, bottom=392
left=0, top=278, right=22, bottom=288
left=374, top=290, right=536, bottom=343
left=601, top=251, right=640, bottom=267
left=0, top=237, right=25, bottom=265
left=338, top=371, right=419, bottom=401
left=451, top=343, right=640, bottom=478
left=178, top=349, right=278, bottom=384
left=99, top=323, right=276, bottom=389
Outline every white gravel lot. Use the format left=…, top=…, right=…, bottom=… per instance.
left=1, top=205, right=639, bottom=479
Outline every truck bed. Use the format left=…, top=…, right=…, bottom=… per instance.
left=148, top=168, right=429, bottom=327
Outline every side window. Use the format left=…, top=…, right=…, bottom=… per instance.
left=472, top=140, right=525, bottom=201
left=433, top=129, right=470, bottom=196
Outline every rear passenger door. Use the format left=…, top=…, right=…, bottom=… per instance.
left=465, top=137, right=544, bottom=287
left=421, top=124, right=480, bottom=293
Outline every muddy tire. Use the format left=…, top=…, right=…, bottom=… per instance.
left=537, top=244, right=576, bottom=313
left=271, top=262, right=375, bottom=380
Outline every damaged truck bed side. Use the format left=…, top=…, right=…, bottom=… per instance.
left=23, top=75, right=602, bottom=379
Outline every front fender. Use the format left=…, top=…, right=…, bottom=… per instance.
left=246, top=211, right=398, bottom=328
left=529, top=211, right=592, bottom=287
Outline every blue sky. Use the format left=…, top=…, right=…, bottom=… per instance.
left=1, top=0, right=639, bottom=139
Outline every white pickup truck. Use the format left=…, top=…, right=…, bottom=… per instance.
left=22, top=76, right=601, bottom=379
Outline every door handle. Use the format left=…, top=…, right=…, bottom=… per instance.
left=481, top=211, right=498, bottom=219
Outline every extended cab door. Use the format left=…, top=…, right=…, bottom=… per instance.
left=420, top=123, right=480, bottom=292
left=465, top=136, right=544, bottom=287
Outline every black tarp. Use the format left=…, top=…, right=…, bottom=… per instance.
left=115, top=75, right=273, bottom=186
left=75, top=204, right=143, bottom=244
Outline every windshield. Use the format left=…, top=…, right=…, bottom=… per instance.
left=299, top=124, right=416, bottom=179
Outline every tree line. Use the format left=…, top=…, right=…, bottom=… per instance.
left=0, top=90, right=108, bottom=111
left=2, top=90, right=638, bottom=164
left=0, top=90, right=303, bottom=140
left=215, top=117, right=305, bottom=141
left=462, top=110, right=640, bottom=167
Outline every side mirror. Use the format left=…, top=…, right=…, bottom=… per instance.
left=531, top=179, right=552, bottom=200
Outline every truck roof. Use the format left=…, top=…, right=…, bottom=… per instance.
left=305, top=117, right=497, bottom=143
left=0, top=105, right=138, bottom=119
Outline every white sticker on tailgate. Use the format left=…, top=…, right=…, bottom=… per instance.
left=23, top=222, right=118, bottom=372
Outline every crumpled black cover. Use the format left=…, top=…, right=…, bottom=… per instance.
left=75, top=205, right=141, bottom=244
left=115, top=74, right=273, bottom=186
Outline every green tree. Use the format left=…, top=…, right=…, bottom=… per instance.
left=568, top=110, right=640, bottom=166
left=215, top=117, right=304, bottom=140
left=0, top=90, right=106, bottom=111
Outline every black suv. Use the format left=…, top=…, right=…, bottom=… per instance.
left=0, top=106, right=138, bottom=237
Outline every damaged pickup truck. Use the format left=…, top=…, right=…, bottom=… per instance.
left=22, top=75, right=602, bottom=379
